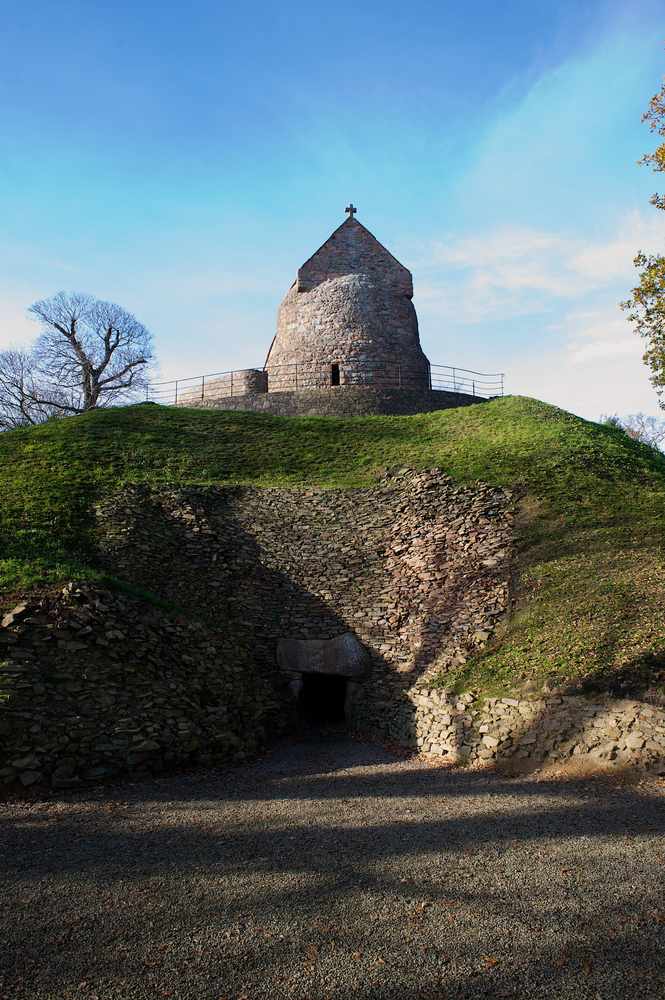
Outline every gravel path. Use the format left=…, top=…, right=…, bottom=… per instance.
left=2, top=735, right=665, bottom=1000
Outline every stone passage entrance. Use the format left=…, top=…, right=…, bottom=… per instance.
left=277, top=632, right=368, bottom=730
left=298, top=673, right=348, bottom=724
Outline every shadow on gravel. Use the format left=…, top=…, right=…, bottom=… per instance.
left=1, top=738, right=665, bottom=999
left=3, top=770, right=664, bottom=881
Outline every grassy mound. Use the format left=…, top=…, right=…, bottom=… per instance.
left=2, top=395, right=665, bottom=697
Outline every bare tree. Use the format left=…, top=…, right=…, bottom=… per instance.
left=601, top=412, right=665, bottom=450
left=22, top=292, right=154, bottom=414
left=621, top=412, right=665, bottom=450
left=0, top=350, right=38, bottom=429
left=0, top=349, right=70, bottom=430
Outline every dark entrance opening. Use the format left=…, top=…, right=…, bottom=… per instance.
left=298, top=673, right=347, bottom=725
left=331, top=363, right=340, bottom=387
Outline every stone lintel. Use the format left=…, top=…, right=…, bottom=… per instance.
left=277, top=633, right=368, bottom=678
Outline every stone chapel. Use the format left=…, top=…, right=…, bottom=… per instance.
left=174, top=207, right=498, bottom=415
left=264, top=204, right=431, bottom=391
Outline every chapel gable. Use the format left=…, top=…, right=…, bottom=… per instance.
left=296, top=215, right=413, bottom=297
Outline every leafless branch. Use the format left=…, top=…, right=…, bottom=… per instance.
left=0, top=292, right=155, bottom=430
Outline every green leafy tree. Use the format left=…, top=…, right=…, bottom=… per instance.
left=622, top=77, right=665, bottom=404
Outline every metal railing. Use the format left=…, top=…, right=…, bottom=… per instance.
left=146, top=362, right=504, bottom=406
left=430, top=365, right=504, bottom=397
left=146, top=370, right=251, bottom=405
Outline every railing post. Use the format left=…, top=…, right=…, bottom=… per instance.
left=295, top=364, right=298, bottom=391
left=472, top=380, right=476, bottom=397
left=452, top=367, right=456, bottom=391
left=231, top=370, right=234, bottom=397
left=201, top=375, right=205, bottom=401
left=174, top=380, right=178, bottom=405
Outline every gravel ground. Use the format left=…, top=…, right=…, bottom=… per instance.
left=2, top=734, right=665, bottom=1000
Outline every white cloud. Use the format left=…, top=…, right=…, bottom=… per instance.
left=563, top=306, right=639, bottom=365
left=569, top=210, right=664, bottom=283
left=415, top=210, right=665, bottom=327
left=508, top=345, right=658, bottom=421
left=432, top=227, right=567, bottom=269
left=414, top=210, right=665, bottom=419
left=416, top=214, right=661, bottom=417
left=0, top=294, right=36, bottom=349
left=504, top=300, right=658, bottom=420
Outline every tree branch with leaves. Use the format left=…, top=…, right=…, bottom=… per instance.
left=622, top=75, right=665, bottom=405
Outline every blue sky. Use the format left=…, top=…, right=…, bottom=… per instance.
left=1, top=0, right=664, bottom=418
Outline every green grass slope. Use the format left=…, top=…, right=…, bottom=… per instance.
left=2, top=395, right=665, bottom=697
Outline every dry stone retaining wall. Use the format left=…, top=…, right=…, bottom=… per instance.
left=186, top=386, right=483, bottom=416
left=4, top=468, right=662, bottom=790
left=394, top=686, right=665, bottom=773
left=0, top=584, right=284, bottom=791
left=93, top=471, right=515, bottom=742
left=92, top=471, right=665, bottom=775
left=1, top=469, right=517, bottom=790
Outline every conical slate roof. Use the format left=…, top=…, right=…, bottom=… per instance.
left=265, top=210, right=430, bottom=390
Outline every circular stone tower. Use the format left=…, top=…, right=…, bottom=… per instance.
left=265, top=208, right=431, bottom=391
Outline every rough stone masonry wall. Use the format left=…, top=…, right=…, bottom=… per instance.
left=187, top=386, right=483, bottom=417
left=296, top=218, right=413, bottom=296
left=267, top=219, right=429, bottom=389
left=0, top=583, right=284, bottom=790
left=270, top=275, right=429, bottom=389
left=93, top=471, right=515, bottom=740
left=2, top=469, right=664, bottom=790
left=395, top=687, right=665, bottom=774
left=177, top=368, right=268, bottom=405
left=93, top=471, right=665, bottom=775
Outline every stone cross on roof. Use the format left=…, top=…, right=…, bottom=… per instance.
left=345, top=203, right=357, bottom=218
